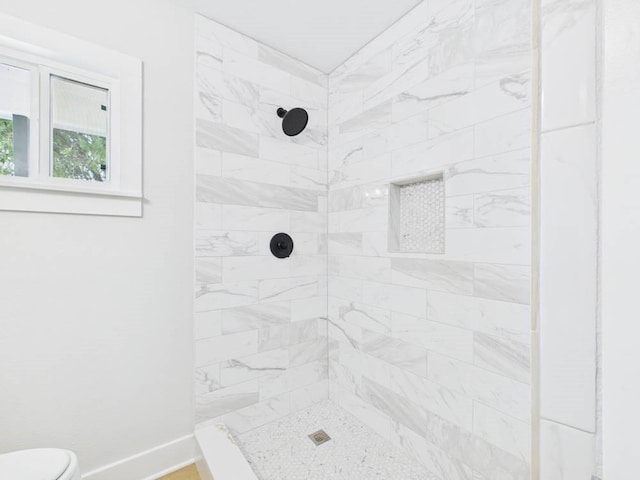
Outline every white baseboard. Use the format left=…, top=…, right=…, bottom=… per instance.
left=82, top=434, right=196, bottom=480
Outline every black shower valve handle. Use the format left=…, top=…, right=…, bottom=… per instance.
left=270, top=233, right=294, bottom=259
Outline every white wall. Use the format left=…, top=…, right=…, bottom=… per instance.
left=602, top=0, right=640, bottom=477
left=0, top=0, right=195, bottom=476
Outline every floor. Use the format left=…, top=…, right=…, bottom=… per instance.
left=235, top=400, right=435, bottom=480
left=159, top=464, right=200, bottom=480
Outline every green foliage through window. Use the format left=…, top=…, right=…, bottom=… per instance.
left=52, top=128, right=107, bottom=182
left=0, top=118, right=15, bottom=176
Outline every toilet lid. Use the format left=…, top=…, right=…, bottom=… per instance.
left=0, top=448, right=71, bottom=480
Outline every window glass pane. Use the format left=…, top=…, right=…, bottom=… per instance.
left=0, top=63, right=31, bottom=177
left=51, top=76, right=108, bottom=182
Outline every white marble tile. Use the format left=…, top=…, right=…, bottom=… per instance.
left=221, top=205, right=290, bottom=232
left=195, top=147, right=223, bottom=176
left=446, top=149, right=530, bottom=196
left=291, top=76, right=327, bottom=109
left=331, top=387, right=393, bottom=439
left=224, top=48, right=292, bottom=94
left=338, top=255, right=391, bottom=282
left=388, top=112, right=429, bottom=151
left=221, top=302, right=290, bottom=335
left=259, top=276, right=320, bottom=302
left=222, top=99, right=274, bottom=136
left=195, top=68, right=224, bottom=122
left=259, top=135, right=319, bottom=169
left=197, top=230, right=259, bottom=258
left=427, top=291, right=530, bottom=344
left=428, top=74, right=530, bottom=138
left=290, top=295, right=327, bottom=321
left=196, top=379, right=259, bottom=421
left=361, top=332, right=428, bottom=377
left=359, top=376, right=430, bottom=438
left=390, top=366, right=473, bottom=430
left=222, top=256, right=290, bottom=282
left=445, top=227, right=531, bottom=265
left=391, top=422, right=473, bottom=480
left=335, top=48, right=393, bottom=95
left=361, top=231, right=388, bottom=257
left=196, top=203, right=223, bottom=230
left=222, top=392, right=291, bottom=434
left=196, top=330, right=259, bottom=367
left=338, top=206, right=387, bottom=233
left=474, top=331, right=530, bottom=384
left=392, top=64, right=474, bottom=123
left=333, top=299, right=391, bottom=335
left=257, top=44, right=326, bottom=87
left=290, top=211, right=327, bottom=233
left=474, top=0, right=531, bottom=87
left=196, top=256, right=223, bottom=285
left=428, top=352, right=530, bottom=422
left=540, top=124, right=597, bottom=432
left=446, top=195, right=475, bottom=228
left=474, top=188, right=530, bottom=227
left=195, top=310, right=223, bottom=340
left=541, top=0, right=597, bottom=131
left=391, top=258, right=474, bottom=295
left=474, top=108, right=531, bottom=158
left=197, top=65, right=260, bottom=109
left=197, top=175, right=319, bottom=211
left=259, top=360, right=327, bottom=400
left=196, top=281, right=259, bottom=312
left=391, top=128, right=474, bottom=178
left=362, top=281, right=427, bottom=317
left=392, top=312, right=474, bottom=362
left=473, top=264, right=530, bottom=305
left=289, top=338, right=327, bottom=367
left=196, top=119, right=259, bottom=157
left=473, top=402, right=530, bottom=463
left=219, top=348, right=289, bottom=388
left=338, top=100, right=392, bottom=136
left=289, top=380, right=329, bottom=412
left=329, top=153, right=390, bottom=188
left=328, top=275, right=363, bottom=303
left=539, top=420, right=595, bottom=480
left=290, top=166, right=326, bottom=191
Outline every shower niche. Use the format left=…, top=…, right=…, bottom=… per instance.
left=388, top=173, right=445, bottom=254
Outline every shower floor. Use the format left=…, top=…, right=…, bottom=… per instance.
left=235, top=400, right=435, bottom=480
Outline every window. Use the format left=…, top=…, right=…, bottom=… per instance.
left=51, top=76, right=109, bottom=182
left=0, top=13, right=142, bottom=216
left=0, top=62, right=31, bottom=178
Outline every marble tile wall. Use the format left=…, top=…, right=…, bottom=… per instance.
left=326, top=1, right=532, bottom=479
left=194, top=15, right=329, bottom=432
left=538, top=0, right=598, bottom=477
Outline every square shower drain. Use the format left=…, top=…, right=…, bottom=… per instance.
left=308, top=429, right=331, bottom=446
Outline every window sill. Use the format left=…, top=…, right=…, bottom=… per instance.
left=0, top=181, right=142, bottom=217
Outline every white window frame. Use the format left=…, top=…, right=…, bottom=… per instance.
left=0, top=13, right=142, bottom=217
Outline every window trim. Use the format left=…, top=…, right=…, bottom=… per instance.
left=0, top=13, right=143, bottom=216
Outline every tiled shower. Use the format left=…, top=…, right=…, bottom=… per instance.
left=194, top=0, right=532, bottom=478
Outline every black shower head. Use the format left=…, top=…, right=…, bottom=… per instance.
left=277, top=107, right=308, bottom=137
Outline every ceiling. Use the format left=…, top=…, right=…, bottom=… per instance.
left=191, top=0, right=424, bottom=73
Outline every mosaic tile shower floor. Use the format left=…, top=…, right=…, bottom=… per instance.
left=235, top=400, right=436, bottom=480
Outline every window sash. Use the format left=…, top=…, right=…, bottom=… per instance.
left=0, top=47, right=122, bottom=194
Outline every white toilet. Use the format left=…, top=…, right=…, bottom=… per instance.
left=0, top=448, right=81, bottom=480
